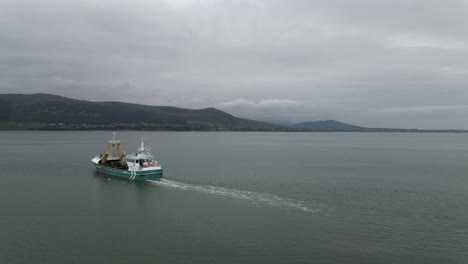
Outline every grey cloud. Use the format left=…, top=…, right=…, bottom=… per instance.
left=1, top=0, right=468, bottom=128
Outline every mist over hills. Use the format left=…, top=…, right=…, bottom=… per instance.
left=293, top=120, right=365, bottom=131
left=0, top=94, right=465, bottom=132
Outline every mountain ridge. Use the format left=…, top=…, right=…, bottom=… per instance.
left=0, top=93, right=281, bottom=131
left=0, top=93, right=466, bottom=132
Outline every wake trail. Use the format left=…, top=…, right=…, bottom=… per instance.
left=148, top=179, right=317, bottom=213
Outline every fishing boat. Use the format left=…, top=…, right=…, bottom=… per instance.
left=91, top=133, right=163, bottom=180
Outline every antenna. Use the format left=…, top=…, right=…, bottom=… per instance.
left=112, top=132, right=116, bottom=143
left=139, top=137, right=145, bottom=152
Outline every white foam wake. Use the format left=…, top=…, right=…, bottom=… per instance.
left=149, top=179, right=317, bottom=212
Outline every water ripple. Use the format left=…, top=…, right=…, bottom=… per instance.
left=149, top=179, right=317, bottom=213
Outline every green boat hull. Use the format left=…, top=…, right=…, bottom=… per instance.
left=94, top=164, right=162, bottom=181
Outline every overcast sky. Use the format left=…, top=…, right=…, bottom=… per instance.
left=1, top=0, right=468, bottom=128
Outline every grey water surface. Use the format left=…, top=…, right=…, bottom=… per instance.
left=1, top=131, right=467, bottom=264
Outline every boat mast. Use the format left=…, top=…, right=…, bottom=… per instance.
left=139, top=137, right=145, bottom=152
left=103, top=132, right=125, bottom=162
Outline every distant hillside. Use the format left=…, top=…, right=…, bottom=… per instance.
left=0, top=94, right=282, bottom=131
left=291, top=119, right=467, bottom=133
left=261, top=119, right=295, bottom=126
left=293, top=120, right=366, bottom=131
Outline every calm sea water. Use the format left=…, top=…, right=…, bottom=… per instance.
left=1, top=131, right=467, bottom=264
